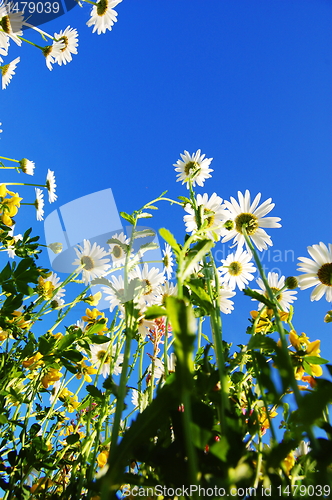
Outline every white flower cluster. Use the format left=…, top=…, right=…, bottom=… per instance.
left=175, top=148, right=332, bottom=308
left=0, top=0, right=122, bottom=89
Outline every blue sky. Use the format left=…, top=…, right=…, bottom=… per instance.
left=1, top=0, right=332, bottom=355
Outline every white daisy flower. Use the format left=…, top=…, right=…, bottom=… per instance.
left=46, top=169, right=57, bottom=203
left=42, top=40, right=65, bottom=71
left=34, top=188, right=44, bottom=221
left=90, top=342, right=123, bottom=378
left=0, top=32, right=9, bottom=57
left=221, top=190, right=281, bottom=251
left=53, top=26, right=78, bottom=66
left=152, top=353, right=176, bottom=382
left=129, top=263, right=165, bottom=307
left=131, top=389, right=149, bottom=412
left=108, top=231, right=130, bottom=268
left=136, top=309, right=155, bottom=339
left=155, top=280, right=178, bottom=306
left=218, top=247, right=256, bottom=291
left=184, top=192, right=227, bottom=241
left=6, top=227, right=22, bottom=258
left=174, top=149, right=213, bottom=188
left=218, top=285, right=236, bottom=314
left=44, top=272, right=66, bottom=307
left=297, top=242, right=332, bottom=302
left=253, top=272, right=297, bottom=312
left=0, top=3, right=23, bottom=46
left=87, top=0, right=122, bottom=35
left=19, top=158, right=35, bottom=176
left=102, top=275, right=126, bottom=312
left=1, top=56, right=20, bottom=90
left=162, top=243, right=174, bottom=280
left=73, top=239, right=111, bottom=285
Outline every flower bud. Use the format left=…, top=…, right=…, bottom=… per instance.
left=285, top=276, right=298, bottom=290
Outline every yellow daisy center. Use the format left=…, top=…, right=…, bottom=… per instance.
left=112, top=245, right=122, bottom=259
left=317, top=263, right=332, bottom=286
left=228, top=261, right=242, bottom=276
left=1, top=64, right=9, bottom=77
left=203, top=208, right=215, bottom=228
left=81, top=256, right=94, bottom=271
left=0, top=16, right=10, bottom=34
left=59, top=35, right=69, bottom=52
left=143, top=279, right=153, bottom=295
left=235, top=213, right=259, bottom=235
left=97, top=350, right=109, bottom=362
left=97, top=0, right=108, bottom=16
left=184, top=161, right=199, bottom=176
left=43, top=46, right=53, bottom=58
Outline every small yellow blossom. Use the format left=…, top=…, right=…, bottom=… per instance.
left=41, top=368, right=62, bottom=389
left=9, top=311, right=31, bottom=329
left=257, top=406, right=278, bottom=431
left=250, top=309, right=273, bottom=333
left=289, top=331, right=324, bottom=378
left=76, top=359, right=97, bottom=383
left=0, top=328, right=9, bottom=341
left=83, top=292, right=102, bottom=306
left=97, top=450, right=109, bottom=468
left=22, top=352, right=43, bottom=369
left=283, top=452, right=296, bottom=475
left=37, top=276, right=55, bottom=300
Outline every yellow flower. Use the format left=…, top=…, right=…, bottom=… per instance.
left=0, top=328, right=9, bottom=341
left=58, top=387, right=80, bottom=412
left=41, top=368, right=62, bottom=389
left=9, top=310, right=31, bottom=329
left=76, top=359, right=97, bottom=383
left=257, top=406, right=278, bottom=430
left=37, top=276, right=55, bottom=300
left=83, top=292, right=102, bottom=306
left=283, top=452, right=295, bottom=475
left=250, top=309, right=273, bottom=333
left=82, top=307, right=108, bottom=332
left=97, top=450, right=109, bottom=468
left=22, top=352, right=43, bottom=369
left=290, top=331, right=323, bottom=378
left=1, top=212, right=13, bottom=226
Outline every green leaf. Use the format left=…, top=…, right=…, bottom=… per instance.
left=144, top=305, right=167, bottom=320
left=210, top=436, right=230, bottom=462
left=66, top=433, right=81, bottom=445
left=137, top=212, right=153, bottom=219
left=178, top=196, right=191, bottom=204
left=86, top=319, right=107, bottom=335
left=120, top=211, right=135, bottom=225
left=88, top=335, right=111, bottom=344
left=132, top=229, right=156, bottom=239
left=190, top=422, right=212, bottom=450
left=182, top=239, right=214, bottom=280
left=57, top=333, right=77, bottom=351
left=86, top=385, right=104, bottom=401
left=305, top=356, right=329, bottom=365
left=0, top=262, right=12, bottom=282
left=248, top=335, right=278, bottom=351
left=61, top=350, right=83, bottom=362
left=0, top=415, right=8, bottom=424
left=243, top=288, right=274, bottom=309
left=38, top=336, right=54, bottom=355
left=159, top=228, right=180, bottom=255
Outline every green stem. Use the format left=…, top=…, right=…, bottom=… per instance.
left=242, top=227, right=318, bottom=451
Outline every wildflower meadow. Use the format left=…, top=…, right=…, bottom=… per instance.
left=1, top=1, right=332, bottom=499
